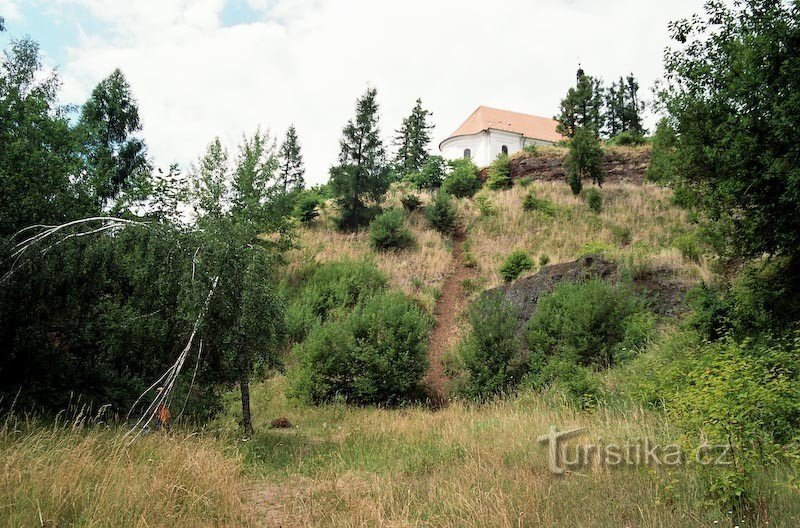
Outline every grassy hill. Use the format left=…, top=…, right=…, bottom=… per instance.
left=5, top=174, right=799, bottom=527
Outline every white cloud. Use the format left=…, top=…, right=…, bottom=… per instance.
left=54, top=0, right=702, bottom=184
left=0, top=0, right=22, bottom=22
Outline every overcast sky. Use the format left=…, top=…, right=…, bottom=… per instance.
left=1, top=0, right=703, bottom=184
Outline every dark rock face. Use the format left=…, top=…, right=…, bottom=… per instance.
left=485, top=255, right=618, bottom=324
left=484, top=255, right=691, bottom=327
left=496, top=148, right=651, bottom=185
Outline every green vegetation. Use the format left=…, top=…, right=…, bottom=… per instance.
left=400, top=193, right=422, bottom=211
left=584, top=187, right=602, bottom=213
left=456, top=293, right=522, bottom=399
left=425, top=190, right=457, bottom=234
left=442, top=158, right=480, bottom=198
left=369, top=208, right=415, bottom=250
left=485, top=153, right=512, bottom=190
left=290, top=291, right=432, bottom=405
left=499, top=250, right=533, bottom=282
left=329, top=88, right=390, bottom=230
left=565, top=126, right=604, bottom=195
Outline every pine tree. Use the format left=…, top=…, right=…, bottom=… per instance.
left=565, top=126, right=604, bottom=195
left=394, top=98, right=434, bottom=174
left=277, top=124, right=305, bottom=192
left=621, top=74, right=644, bottom=135
left=330, top=87, right=389, bottom=230
left=604, top=78, right=626, bottom=137
left=556, top=68, right=604, bottom=138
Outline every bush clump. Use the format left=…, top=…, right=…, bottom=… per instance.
left=425, top=190, right=458, bottom=234
left=456, top=293, right=523, bottom=399
left=369, top=209, right=414, bottom=250
left=405, top=155, right=446, bottom=190
left=585, top=188, right=602, bottom=213
left=499, top=250, right=533, bottom=282
left=294, top=192, right=322, bottom=223
left=442, top=158, right=481, bottom=198
left=285, top=260, right=387, bottom=341
left=400, top=194, right=422, bottom=212
left=525, top=279, right=654, bottom=373
left=522, top=190, right=556, bottom=216
left=290, top=291, right=433, bottom=405
left=486, top=154, right=512, bottom=190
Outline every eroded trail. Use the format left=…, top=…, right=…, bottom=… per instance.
left=424, top=230, right=477, bottom=403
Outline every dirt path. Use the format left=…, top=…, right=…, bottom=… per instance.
left=424, top=230, right=477, bottom=403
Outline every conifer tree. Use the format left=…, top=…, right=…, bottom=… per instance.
left=394, top=98, right=434, bottom=174
left=277, top=124, right=305, bottom=192
left=330, top=87, right=389, bottom=230
left=79, top=69, right=149, bottom=208
left=556, top=68, right=604, bottom=138
left=565, top=126, right=604, bottom=195
left=622, top=74, right=644, bottom=135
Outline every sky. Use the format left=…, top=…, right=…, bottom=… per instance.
left=0, top=0, right=703, bottom=185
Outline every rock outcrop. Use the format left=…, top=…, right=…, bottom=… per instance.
left=480, top=147, right=651, bottom=185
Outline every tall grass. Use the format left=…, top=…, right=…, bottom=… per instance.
left=0, top=417, right=257, bottom=527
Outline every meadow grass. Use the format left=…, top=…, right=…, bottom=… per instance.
left=218, top=376, right=800, bottom=527
left=0, top=417, right=258, bottom=527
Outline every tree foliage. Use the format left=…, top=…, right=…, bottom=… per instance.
left=556, top=69, right=604, bottom=138
left=565, top=126, right=604, bottom=194
left=277, top=124, right=305, bottom=192
left=394, top=98, right=434, bottom=175
left=661, top=0, right=800, bottom=260
left=330, top=88, right=389, bottom=230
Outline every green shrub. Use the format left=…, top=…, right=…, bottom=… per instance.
left=474, top=193, right=496, bottom=217
left=409, top=155, right=447, bottom=190
left=443, top=158, right=481, bottom=198
left=610, top=225, right=632, bottom=246
left=584, top=188, right=602, bottom=213
left=686, top=257, right=800, bottom=340
left=674, top=233, right=702, bottom=263
left=666, top=336, right=800, bottom=506
left=290, top=291, right=433, bottom=405
left=522, top=144, right=538, bottom=155
left=517, top=175, right=533, bottom=187
left=400, top=194, right=422, bottom=212
left=522, top=190, right=556, bottom=216
left=457, top=292, right=523, bottom=399
left=539, top=253, right=550, bottom=267
left=286, top=260, right=387, bottom=341
left=499, top=250, right=533, bottom=282
left=645, top=118, right=677, bottom=183
left=533, top=359, right=601, bottom=407
left=486, top=154, right=512, bottom=190
left=608, top=130, right=646, bottom=146
left=294, top=192, right=322, bottom=223
left=425, top=190, right=457, bottom=234
left=578, top=240, right=613, bottom=256
left=369, top=209, right=414, bottom=250
left=525, top=279, right=653, bottom=372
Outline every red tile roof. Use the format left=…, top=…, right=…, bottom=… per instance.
left=446, top=106, right=563, bottom=143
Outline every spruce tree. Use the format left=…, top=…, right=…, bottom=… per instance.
left=330, top=88, right=389, bottom=230
left=394, top=98, right=434, bottom=174
left=277, top=124, right=305, bottom=192
left=622, top=74, right=644, bottom=135
left=565, top=126, right=604, bottom=195
left=556, top=69, right=604, bottom=138
left=604, top=78, right=626, bottom=137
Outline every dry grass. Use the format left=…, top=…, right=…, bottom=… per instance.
left=461, top=182, right=711, bottom=288
left=0, top=420, right=258, bottom=527
left=286, top=192, right=452, bottom=312
left=224, top=376, right=800, bottom=527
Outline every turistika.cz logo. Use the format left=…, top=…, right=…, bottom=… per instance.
left=537, top=426, right=733, bottom=475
